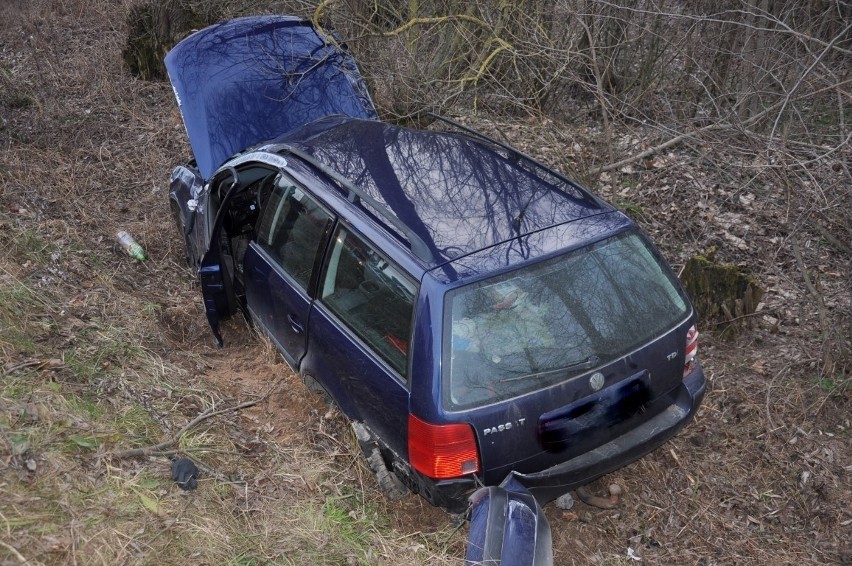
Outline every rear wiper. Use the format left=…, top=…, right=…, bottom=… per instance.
left=498, top=355, right=600, bottom=383
left=564, top=354, right=600, bottom=370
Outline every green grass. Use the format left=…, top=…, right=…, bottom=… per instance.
left=816, top=372, right=850, bottom=396
left=113, top=404, right=160, bottom=440
left=65, top=393, right=106, bottom=420
left=614, top=199, right=645, bottom=220
left=0, top=217, right=465, bottom=566
left=322, top=493, right=376, bottom=551
left=0, top=279, right=45, bottom=354
left=6, top=226, right=56, bottom=261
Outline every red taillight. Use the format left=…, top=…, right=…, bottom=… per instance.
left=684, top=325, right=699, bottom=376
left=408, top=414, right=480, bottom=479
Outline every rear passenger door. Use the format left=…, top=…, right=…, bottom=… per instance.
left=244, top=173, right=333, bottom=367
left=302, top=225, right=417, bottom=456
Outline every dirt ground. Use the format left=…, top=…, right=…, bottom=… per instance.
left=1, top=1, right=849, bottom=565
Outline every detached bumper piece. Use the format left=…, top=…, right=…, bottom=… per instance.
left=466, top=473, right=553, bottom=566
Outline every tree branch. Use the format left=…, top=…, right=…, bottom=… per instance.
left=769, top=22, right=852, bottom=144
left=381, top=15, right=490, bottom=37
left=110, top=383, right=280, bottom=459
left=791, top=235, right=833, bottom=376
left=588, top=98, right=786, bottom=176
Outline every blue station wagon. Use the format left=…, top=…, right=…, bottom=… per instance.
left=166, top=16, right=706, bottom=522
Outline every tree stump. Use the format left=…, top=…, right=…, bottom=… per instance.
left=122, top=1, right=218, bottom=81
left=681, top=249, right=764, bottom=337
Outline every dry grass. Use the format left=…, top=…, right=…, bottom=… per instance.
left=1, top=1, right=849, bottom=565
left=0, top=208, right=465, bottom=565
left=0, top=1, right=464, bottom=563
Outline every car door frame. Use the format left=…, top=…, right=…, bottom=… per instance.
left=183, top=152, right=291, bottom=345
left=243, top=168, right=337, bottom=369
left=299, top=221, right=419, bottom=457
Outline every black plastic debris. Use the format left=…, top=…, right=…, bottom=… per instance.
left=171, top=457, right=199, bottom=490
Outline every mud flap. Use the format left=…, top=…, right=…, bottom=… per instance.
left=466, top=473, right=553, bottom=566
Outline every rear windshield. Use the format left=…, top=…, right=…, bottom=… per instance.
left=443, top=231, right=689, bottom=409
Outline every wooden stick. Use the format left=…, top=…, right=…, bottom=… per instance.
left=110, top=388, right=275, bottom=460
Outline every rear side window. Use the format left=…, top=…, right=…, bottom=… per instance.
left=444, top=231, right=689, bottom=409
left=255, top=174, right=333, bottom=288
left=320, top=226, right=417, bottom=377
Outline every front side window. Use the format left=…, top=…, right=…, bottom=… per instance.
left=444, top=231, right=689, bottom=409
left=321, top=226, right=417, bottom=377
left=255, top=174, right=333, bottom=288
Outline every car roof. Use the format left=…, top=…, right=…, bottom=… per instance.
left=274, top=116, right=615, bottom=272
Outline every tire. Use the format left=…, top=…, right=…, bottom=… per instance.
left=352, top=422, right=409, bottom=501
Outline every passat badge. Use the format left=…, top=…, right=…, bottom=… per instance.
left=589, top=372, right=605, bottom=391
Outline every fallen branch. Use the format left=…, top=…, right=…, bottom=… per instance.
left=0, top=539, right=28, bottom=564
left=791, top=235, right=833, bottom=376
left=588, top=98, right=786, bottom=177
left=765, top=365, right=790, bottom=433
left=1, top=358, right=65, bottom=377
left=814, top=221, right=852, bottom=256
left=110, top=383, right=279, bottom=459
left=588, top=121, right=734, bottom=176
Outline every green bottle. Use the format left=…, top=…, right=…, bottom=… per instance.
left=116, top=230, right=147, bottom=261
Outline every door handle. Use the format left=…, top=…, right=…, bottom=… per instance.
left=287, top=313, right=304, bottom=334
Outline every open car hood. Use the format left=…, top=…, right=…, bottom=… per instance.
left=165, top=15, right=378, bottom=179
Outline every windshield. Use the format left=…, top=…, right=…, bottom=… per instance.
left=443, top=231, right=689, bottom=409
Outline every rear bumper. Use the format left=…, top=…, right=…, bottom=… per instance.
left=425, top=365, right=706, bottom=511
left=511, top=365, right=706, bottom=504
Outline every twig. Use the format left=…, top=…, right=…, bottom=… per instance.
left=791, top=235, right=832, bottom=376
left=588, top=98, right=785, bottom=176
left=381, top=15, right=491, bottom=38
left=110, top=376, right=282, bottom=459
left=0, top=539, right=28, bottom=564
left=765, top=365, right=790, bottom=433
left=768, top=22, right=852, bottom=144
left=577, top=15, right=614, bottom=176
left=706, top=311, right=764, bottom=327
left=590, top=0, right=852, bottom=56
left=144, top=448, right=243, bottom=458
left=1, top=359, right=65, bottom=377
left=193, top=458, right=241, bottom=485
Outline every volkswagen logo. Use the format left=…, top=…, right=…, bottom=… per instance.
left=589, top=372, right=605, bottom=391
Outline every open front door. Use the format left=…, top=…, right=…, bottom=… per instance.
left=195, top=164, right=280, bottom=346
left=196, top=168, right=241, bottom=346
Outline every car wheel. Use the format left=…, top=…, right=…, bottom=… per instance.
left=366, top=446, right=409, bottom=500
left=352, top=422, right=409, bottom=501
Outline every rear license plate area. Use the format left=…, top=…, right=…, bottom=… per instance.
left=538, top=370, right=651, bottom=453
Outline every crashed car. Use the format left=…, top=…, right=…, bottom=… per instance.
left=166, top=16, right=706, bottom=519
